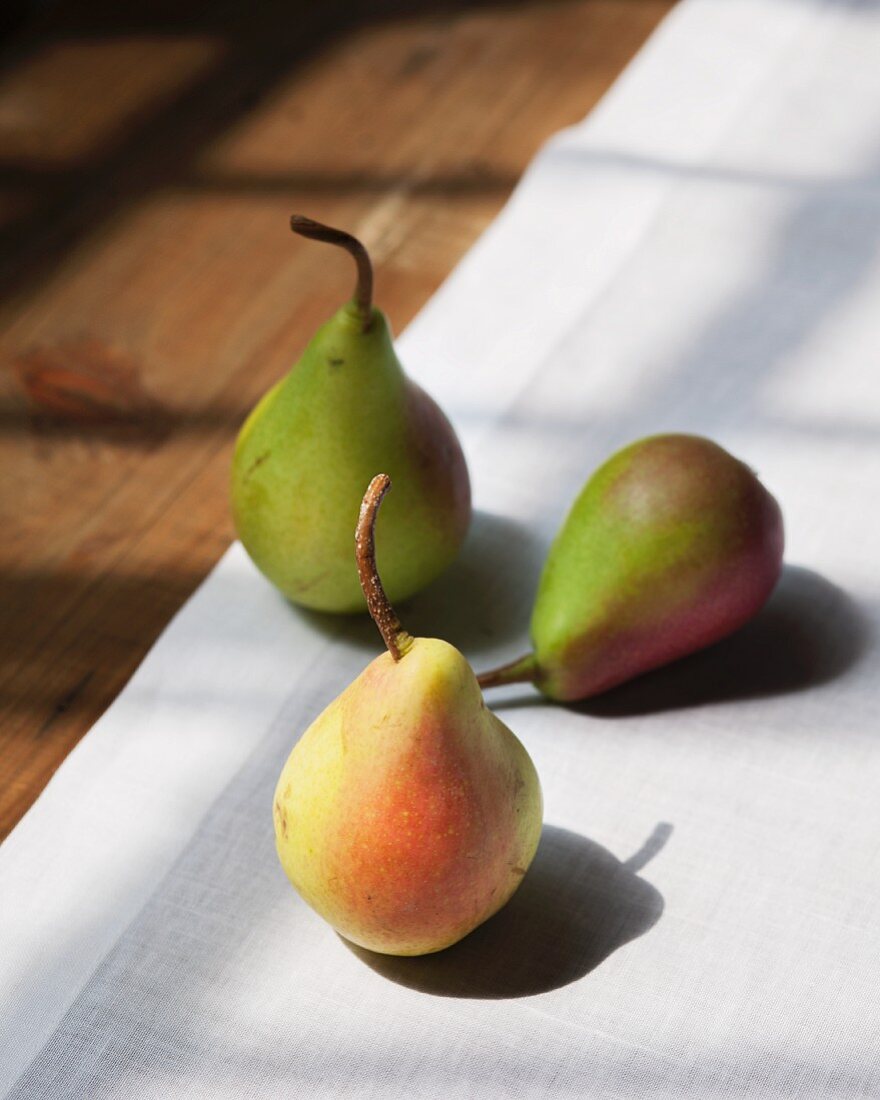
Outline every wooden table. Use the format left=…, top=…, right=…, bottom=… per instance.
left=0, top=0, right=673, bottom=839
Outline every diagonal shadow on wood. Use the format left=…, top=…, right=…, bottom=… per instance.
left=0, top=0, right=567, bottom=308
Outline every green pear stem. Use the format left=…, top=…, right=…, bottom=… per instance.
left=356, top=474, right=413, bottom=661
left=476, top=653, right=538, bottom=690
left=290, top=214, right=373, bottom=331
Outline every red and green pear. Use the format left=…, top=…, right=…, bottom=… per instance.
left=479, top=434, right=784, bottom=702
left=232, top=216, right=470, bottom=614
left=273, top=476, right=542, bottom=956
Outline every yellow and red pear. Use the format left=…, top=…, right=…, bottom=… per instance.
left=273, top=475, right=542, bottom=956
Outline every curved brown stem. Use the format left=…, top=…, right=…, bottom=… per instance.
left=356, top=475, right=413, bottom=661
left=290, top=214, right=373, bottom=331
left=476, top=653, right=537, bottom=690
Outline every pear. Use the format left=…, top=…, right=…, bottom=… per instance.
left=231, top=216, right=471, bottom=613
left=478, top=433, right=784, bottom=702
left=273, top=475, right=543, bottom=956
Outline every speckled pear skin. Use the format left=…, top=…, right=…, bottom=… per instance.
left=273, top=638, right=543, bottom=957
left=231, top=303, right=470, bottom=612
left=532, top=434, right=784, bottom=701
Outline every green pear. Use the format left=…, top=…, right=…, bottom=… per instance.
left=478, top=433, right=784, bottom=701
left=273, top=475, right=543, bottom=956
left=232, top=216, right=470, bottom=613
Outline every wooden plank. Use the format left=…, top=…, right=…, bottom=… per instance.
left=0, top=0, right=674, bottom=838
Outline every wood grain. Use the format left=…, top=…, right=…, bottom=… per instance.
left=0, top=0, right=673, bottom=838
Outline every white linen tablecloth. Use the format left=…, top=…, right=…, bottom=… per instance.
left=3, top=0, right=880, bottom=1095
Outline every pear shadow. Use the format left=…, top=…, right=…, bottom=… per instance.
left=578, top=565, right=871, bottom=719
left=345, top=823, right=668, bottom=999
left=293, top=603, right=380, bottom=654
left=403, top=510, right=546, bottom=656
left=295, top=509, right=546, bottom=657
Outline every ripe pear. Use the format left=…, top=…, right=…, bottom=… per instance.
left=478, top=433, right=784, bottom=702
left=231, top=216, right=470, bottom=613
left=273, top=475, right=543, bottom=956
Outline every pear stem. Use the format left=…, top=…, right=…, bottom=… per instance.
left=476, top=653, right=538, bottom=690
left=356, top=475, right=413, bottom=661
left=290, top=214, right=373, bottom=331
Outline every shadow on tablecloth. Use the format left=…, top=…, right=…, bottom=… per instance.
left=346, top=822, right=668, bottom=998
